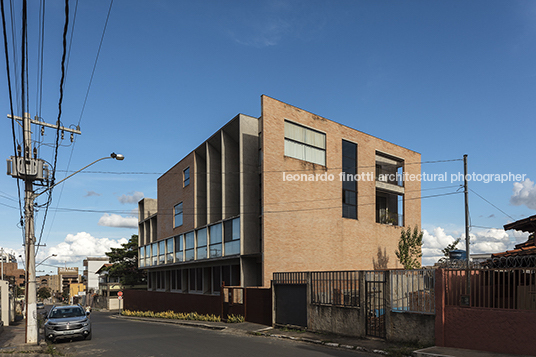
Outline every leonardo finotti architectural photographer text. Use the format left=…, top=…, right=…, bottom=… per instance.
left=282, top=171, right=527, bottom=184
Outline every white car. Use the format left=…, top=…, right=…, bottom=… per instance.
left=37, top=302, right=45, bottom=309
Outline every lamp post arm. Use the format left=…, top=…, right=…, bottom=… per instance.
left=34, top=154, right=120, bottom=199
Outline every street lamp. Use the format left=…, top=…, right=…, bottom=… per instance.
left=24, top=153, right=124, bottom=344
left=36, top=254, right=57, bottom=268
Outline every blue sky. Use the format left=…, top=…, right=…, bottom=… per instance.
left=1, top=0, right=535, bottom=270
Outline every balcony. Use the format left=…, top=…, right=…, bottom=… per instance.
left=376, top=190, right=403, bottom=227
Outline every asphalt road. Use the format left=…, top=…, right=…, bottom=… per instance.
left=50, top=311, right=378, bottom=357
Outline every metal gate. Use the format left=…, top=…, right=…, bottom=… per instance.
left=274, top=284, right=307, bottom=328
left=365, top=271, right=386, bottom=338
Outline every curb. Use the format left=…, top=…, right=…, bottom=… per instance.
left=111, top=315, right=227, bottom=330
left=248, top=330, right=390, bottom=355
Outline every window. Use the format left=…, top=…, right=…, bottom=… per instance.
left=151, top=243, right=158, bottom=266
left=222, top=265, right=240, bottom=286
left=166, top=238, right=174, bottom=264
left=209, top=223, right=222, bottom=258
left=212, top=266, right=221, bottom=294
left=284, top=120, right=326, bottom=166
left=342, top=140, right=357, bottom=219
left=159, top=241, right=165, bottom=264
left=139, top=246, right=145, bottom=268
left=196, top=228, right=207, bottom=260
left=174, top=202, right=183, bottom=227
left=145, top=244, right=151, bottom=265
left=189, top=268, right=203, bottom=293
left=183, top=167, right=190, bottom=187
left=224, top=218, right=240, bottom=256
left=185, top=232, right=195, bottom=261
left=171, top=269, right=182, bottom=291
left=175, top=235, right=183, bottom=262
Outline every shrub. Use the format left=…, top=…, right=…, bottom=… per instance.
left=226, top=314, right=245, bottom=323
left=121, top=310, right=221, bottom=322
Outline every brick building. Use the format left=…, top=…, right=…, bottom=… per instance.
left=138, top=95, right=421, bottom=293
left=1, top=252, right=25, bottom=288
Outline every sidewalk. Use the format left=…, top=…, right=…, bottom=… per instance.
left=0, top=318, right=50, bottom=356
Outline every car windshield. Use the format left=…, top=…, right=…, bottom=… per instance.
left=49, top=307, right=85, bottom=318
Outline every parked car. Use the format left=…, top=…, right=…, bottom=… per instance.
left=37, top=302, right=45, bottom=309
left=44, top=305, right=91, bottom=342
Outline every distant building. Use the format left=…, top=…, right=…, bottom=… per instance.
left=138, top=95, right=421, bottom=294
left=1, top=252, right=25, bottom=288
left=58, top=267, right=81, bottom=297
left=83, top=257, right=109, bottom=294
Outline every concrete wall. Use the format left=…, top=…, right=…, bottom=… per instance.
left=308, top=304, right=364, bottom=337
left=387, top=312, right=435, bottom=345
left=304, top=269, right=434, bottom=345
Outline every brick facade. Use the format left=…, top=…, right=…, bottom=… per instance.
left=139, top=95, right=421, bottom=290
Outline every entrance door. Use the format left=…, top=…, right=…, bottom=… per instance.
left=365, top=271, right=386, bottom=338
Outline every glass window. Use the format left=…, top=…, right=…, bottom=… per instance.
left=159, top=241, right=165, bottom=264
left=175, top=235, right=183, bottom=262
left=184, top=167, right=190, bottom=187
left=224, top=218, right=240, bottom=256
left=174, top=202, right=183, bottom=227
left=342, top=140, right=358, bottom=219
left=166, top=238, right=174, bottom=264
left=171, top=269, right=182, bottom=291
left=284, top=120, right=326, bottom=166
left=189, top=269, right=195, bottom=291
left=151, top=243, right=158, bottom=266
left=185, top=232, right=195, bottom=261
left=196, top=228, right=207, bottom=260
left=139, top=247, right=145, bottom=267
left=209, top=223, right=222, bottom=258
left=222, top=264, right=241, bottom=286
left=212, top=266, right=221, bottom=293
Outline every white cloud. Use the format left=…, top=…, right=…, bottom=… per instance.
left=510, top=178, right=536, bottom=210
left=117, top=191, right=144, bottom=204
left=98, top=213, right=138, bottom=228
left=422, top=227, right=461, bottom=266
left=422, top=226, right=524, bottom=266
left=37, top=232, right=128, bottom=265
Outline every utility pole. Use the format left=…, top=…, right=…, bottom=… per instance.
left=463, top=154, right=471, bottom=296
left=7, top=113, right=81, bottom=344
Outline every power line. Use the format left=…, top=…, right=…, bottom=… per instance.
left=36, top=0, right=70, bottom=255
left=1, top=0, right=24, bottom=232
left=77, top=0, right=113, bottom=126
left=469, top=188, right=515, bottom=221
left=43, top=0, right=113, bottom=250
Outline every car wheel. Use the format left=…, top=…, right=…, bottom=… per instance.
left=85, top=331, right=92, bottom=340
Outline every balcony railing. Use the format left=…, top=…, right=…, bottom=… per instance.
left=377, top=210, right=403, bottom=226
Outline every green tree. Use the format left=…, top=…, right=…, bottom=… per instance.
left=442, top=237, right=461, bottom=257
left=395, top=226, right=423, bottom=270
left=37, top=286, right=51, bottom=301
left=105, top=235, right=146, bottom=287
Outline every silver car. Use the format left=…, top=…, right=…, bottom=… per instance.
left=44, top=305, right=91, bottom=342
